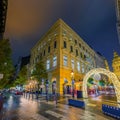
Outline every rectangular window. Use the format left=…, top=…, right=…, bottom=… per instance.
left=54, top=41, right=57, bottom=48
left=81, top=63, right=84, bottom=73
left=70, top=46, right=73, bottom=52
left=75, top=40, right=77, bottom=44
left=64, top=41, right=67, bottom=48
left=53, top=56, right=57, bottom=67
left=63, top=56, right=68, bottom=66
left=80, top=52, right=83, bottom=58
left=44, top=50, right=45, bottom=56
left=77, top=62, right=80, bottom=72
left=46, top=60, right=50, bottom=70
left=79, top=43, right=81, bottom=48
left=84, top=55, right=86, bottom=60
left=76, top=49, right=78, bottom=56
left=48, top=46, right=50, bottom=53
left=83, top=46, right=85, bottom=50
left=71, top=59, right=74, bottom=69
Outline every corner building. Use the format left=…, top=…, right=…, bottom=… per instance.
left=30, top=19, right=106, bottom=94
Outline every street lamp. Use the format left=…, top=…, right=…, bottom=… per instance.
left=71, top=70, right=75, bottom=98
left=28, top=83, right=31, bottom=98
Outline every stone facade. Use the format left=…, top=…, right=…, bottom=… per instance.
left=30, top=19, right=107, bottom=94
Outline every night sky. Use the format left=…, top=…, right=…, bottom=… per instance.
left=4, top=0, right=120, bottom=69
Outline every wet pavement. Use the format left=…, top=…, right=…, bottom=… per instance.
left=0, top=93, right=116, bottom=120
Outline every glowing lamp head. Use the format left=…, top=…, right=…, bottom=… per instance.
left=71, top=70, right=74, bottom=76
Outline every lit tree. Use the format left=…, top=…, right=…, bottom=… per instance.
left=31, top=60, right=48, bottom=84
left=13, top=66, right=28, bottom=86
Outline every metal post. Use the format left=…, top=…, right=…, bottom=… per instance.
left=36, top=84, right=39, bottom=99
left=71, top=70, right=74, bottom=98
left=29, top=86, right=30, bottom=99
left=72, top=81, right=74, bottom=98
left=45, top=80, right=49, bottom=102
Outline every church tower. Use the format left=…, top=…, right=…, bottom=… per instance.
left=104, top=60, right=110, bottom=71
left=112, top=51, right=120, bottom=80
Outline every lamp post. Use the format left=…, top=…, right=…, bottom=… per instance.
left=29, top=82, right=32, bottom=98
left=45, top=79, right=49, bottom=102
left=34, top=81, right=37, bottom=92
left=71, top=70, right=75, bottom=98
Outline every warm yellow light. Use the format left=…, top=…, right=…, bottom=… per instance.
left=82, top=68, right=120, bottom=103
left=71, top=70, right=74, bottom=76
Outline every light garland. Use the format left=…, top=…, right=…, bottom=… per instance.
left=93, top=73, right=101, bottom=81
left=82, top=68, right=120, bottom=103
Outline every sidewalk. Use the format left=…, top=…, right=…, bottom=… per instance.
left=22, top=93, right=115, bottom=119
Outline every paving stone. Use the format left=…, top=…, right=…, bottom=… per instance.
left=0, top=94, right=116, bottom=120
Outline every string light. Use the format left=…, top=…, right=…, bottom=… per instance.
left=82, top=68, right=120, bottom=103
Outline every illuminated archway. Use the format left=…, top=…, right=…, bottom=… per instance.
left=82, top=68, right=120, bottom=103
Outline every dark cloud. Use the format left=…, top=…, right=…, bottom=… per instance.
left=4, top=0, right=120, bottom=67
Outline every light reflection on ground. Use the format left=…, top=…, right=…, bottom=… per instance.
left=0, top=94, right=116, bottom=120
